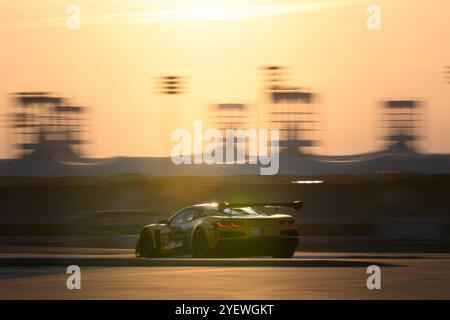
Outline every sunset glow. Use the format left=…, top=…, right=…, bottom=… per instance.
left=0, top=0, right=449, bottom=158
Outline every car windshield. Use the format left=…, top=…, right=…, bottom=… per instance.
left=218, top=207, right=266, bottom=216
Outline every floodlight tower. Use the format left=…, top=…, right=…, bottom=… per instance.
left=208, top=103, right=248, bottom=162
left=262, top=66, right=319, bottom=154
left=156, top=76, right=188, bottom=95
left=8, top=92, right=87, bottom=161
left=262, top=65, right=288, bottom=92
left=380, top=100, right=423, bottom=152
left=154, top=75, right=188, bottom=155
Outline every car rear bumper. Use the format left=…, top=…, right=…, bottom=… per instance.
left=213, top=236, right=299, bottom=257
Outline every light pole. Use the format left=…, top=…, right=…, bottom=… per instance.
left=154, top=75, right=188, bottom=156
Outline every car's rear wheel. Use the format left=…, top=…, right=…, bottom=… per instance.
left=192, top=228, right=210, bottom=258
left=272, top=245, right=296, bottom=258
left=139, top=229, right=157, bottom=258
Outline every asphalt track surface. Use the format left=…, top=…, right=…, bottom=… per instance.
left=0, top=248, right=449, bottom=299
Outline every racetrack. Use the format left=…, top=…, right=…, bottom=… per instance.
left=0, top=248, right=449, bottom=299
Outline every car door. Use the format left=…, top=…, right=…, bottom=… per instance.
left=167, top=208, right=192, bottom=250
left=179, top=208, right=202, bottom=248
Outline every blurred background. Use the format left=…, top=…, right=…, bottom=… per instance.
left=0, top=0, right=449, bottom=252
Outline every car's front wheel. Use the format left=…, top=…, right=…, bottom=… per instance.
left=138, top=229, right=159, bottom=258
left=191, top=228, right=210, bottom=258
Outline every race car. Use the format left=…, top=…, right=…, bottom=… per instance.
left=135, top=201, right=302, bottom=258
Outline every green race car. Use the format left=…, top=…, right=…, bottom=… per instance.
left=135, top=201, right=302, bottom=258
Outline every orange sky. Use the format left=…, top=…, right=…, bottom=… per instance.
left=1, top=0, right=449, bottom=158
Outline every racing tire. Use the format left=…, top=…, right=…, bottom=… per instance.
left=135, top=240, right=141, bottom=258
left=191, top=228, right=210, bottom=258
left=272, top=245, right=296, bottom=258
left=139, top=229, right=157, bottom=258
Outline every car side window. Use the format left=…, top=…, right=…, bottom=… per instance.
left=169, top=209, right=190, bottom=225
left=194, top=209, right=207, bottom=220
left=185, top=210, right=196, bottom=222
left=169, top=208, right=206, bottom=225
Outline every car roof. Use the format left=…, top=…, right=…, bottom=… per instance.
left=192, top=203, right=219, bottom=210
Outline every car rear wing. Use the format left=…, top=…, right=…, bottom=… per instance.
left=218, top=200, right=303, bottom=212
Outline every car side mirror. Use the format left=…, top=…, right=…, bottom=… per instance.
left=158, top=219, right=168, bottom=224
